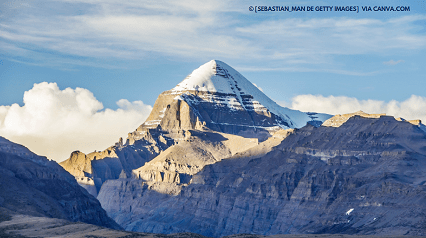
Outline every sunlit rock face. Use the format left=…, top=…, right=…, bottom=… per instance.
left=99, top=116, right=426, bottom=237
left=321, top=110, right=386, bottom=127
left=60, top=60, right=331, bottom=196
left=0, top=136, right=121, bottom=230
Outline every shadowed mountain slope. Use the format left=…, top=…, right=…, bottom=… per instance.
left=0, top=136, right=121, bottom=230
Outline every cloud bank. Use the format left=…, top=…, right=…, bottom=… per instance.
left=0, top=82, right=152, bottom=162
left=287, top=94, right=426, bottom=122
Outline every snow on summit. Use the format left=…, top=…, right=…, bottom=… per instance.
left=172, top=60, right=332, bottom=128
left=173, top=60, right=255, bottom=94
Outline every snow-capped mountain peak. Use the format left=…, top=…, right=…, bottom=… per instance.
left=170, top=60, right=331, bottom=129
left=172, top=60, right=256, bottom=96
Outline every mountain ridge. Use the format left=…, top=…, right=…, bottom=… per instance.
left=98, top=115, right=426, bottom=236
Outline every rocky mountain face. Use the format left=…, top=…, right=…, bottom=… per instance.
left=0, top=136, right=121, bottom=230
left=138, top=60, right=330, bottom=137
left=98, top=115, right=426, bottom=237
left=60, top=60, right=331, bottom=196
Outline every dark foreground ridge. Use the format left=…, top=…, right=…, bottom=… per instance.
left=0, top=136, right=121, bottom=230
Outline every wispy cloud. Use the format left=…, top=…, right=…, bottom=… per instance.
left=1, top=0, right=426, bottom=73
left=235, top=16, right=426, bottom=58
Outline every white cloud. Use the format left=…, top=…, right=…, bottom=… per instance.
left=286, top=94, right=426, bottom=122
left=0, top=82, right=152, bottom=162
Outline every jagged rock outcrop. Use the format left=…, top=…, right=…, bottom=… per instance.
left=98, top=116, right=426, bottom=237
left=60, top=132, right=163, bottom=196
left=0, top=136, right=121, bottom=230
left=60, top=60, right=331, bottom=196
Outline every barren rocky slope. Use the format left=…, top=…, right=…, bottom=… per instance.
left=0, top=136, right=120, bottom=230
left=98, top=115, right=426, bottom=237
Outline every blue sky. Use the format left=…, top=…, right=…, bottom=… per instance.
left=1, top=0, right=426, bottom=161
